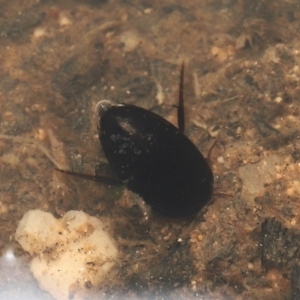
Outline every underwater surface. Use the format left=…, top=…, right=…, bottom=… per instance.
left=0, top=0, right=300, bottom=299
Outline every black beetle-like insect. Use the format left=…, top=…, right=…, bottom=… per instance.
left=57, top=64, right=213, bottom=218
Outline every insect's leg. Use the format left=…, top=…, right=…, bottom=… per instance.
left=206, top=138, right=218, bottom=166
left=55, top=168, right=123, bottom=186
left=177, top=62, right=185, bottom=132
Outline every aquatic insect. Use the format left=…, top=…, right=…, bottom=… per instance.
left=57, top=64, right=214, bottom=218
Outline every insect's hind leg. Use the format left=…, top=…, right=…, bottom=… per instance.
left=177, top=62, right=185, bottom=133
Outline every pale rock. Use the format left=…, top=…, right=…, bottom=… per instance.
left=15, top=210, right=118, bottom=300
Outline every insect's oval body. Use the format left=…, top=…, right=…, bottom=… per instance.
left=99, top=103, right=213, bottom=218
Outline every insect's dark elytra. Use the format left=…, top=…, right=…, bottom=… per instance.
left=99, top=105, right=213, bottom=217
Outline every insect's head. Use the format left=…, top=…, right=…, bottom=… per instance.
left=95, top=100, right=121, bottom=130
left=95, top=100, right=114, bottom=117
